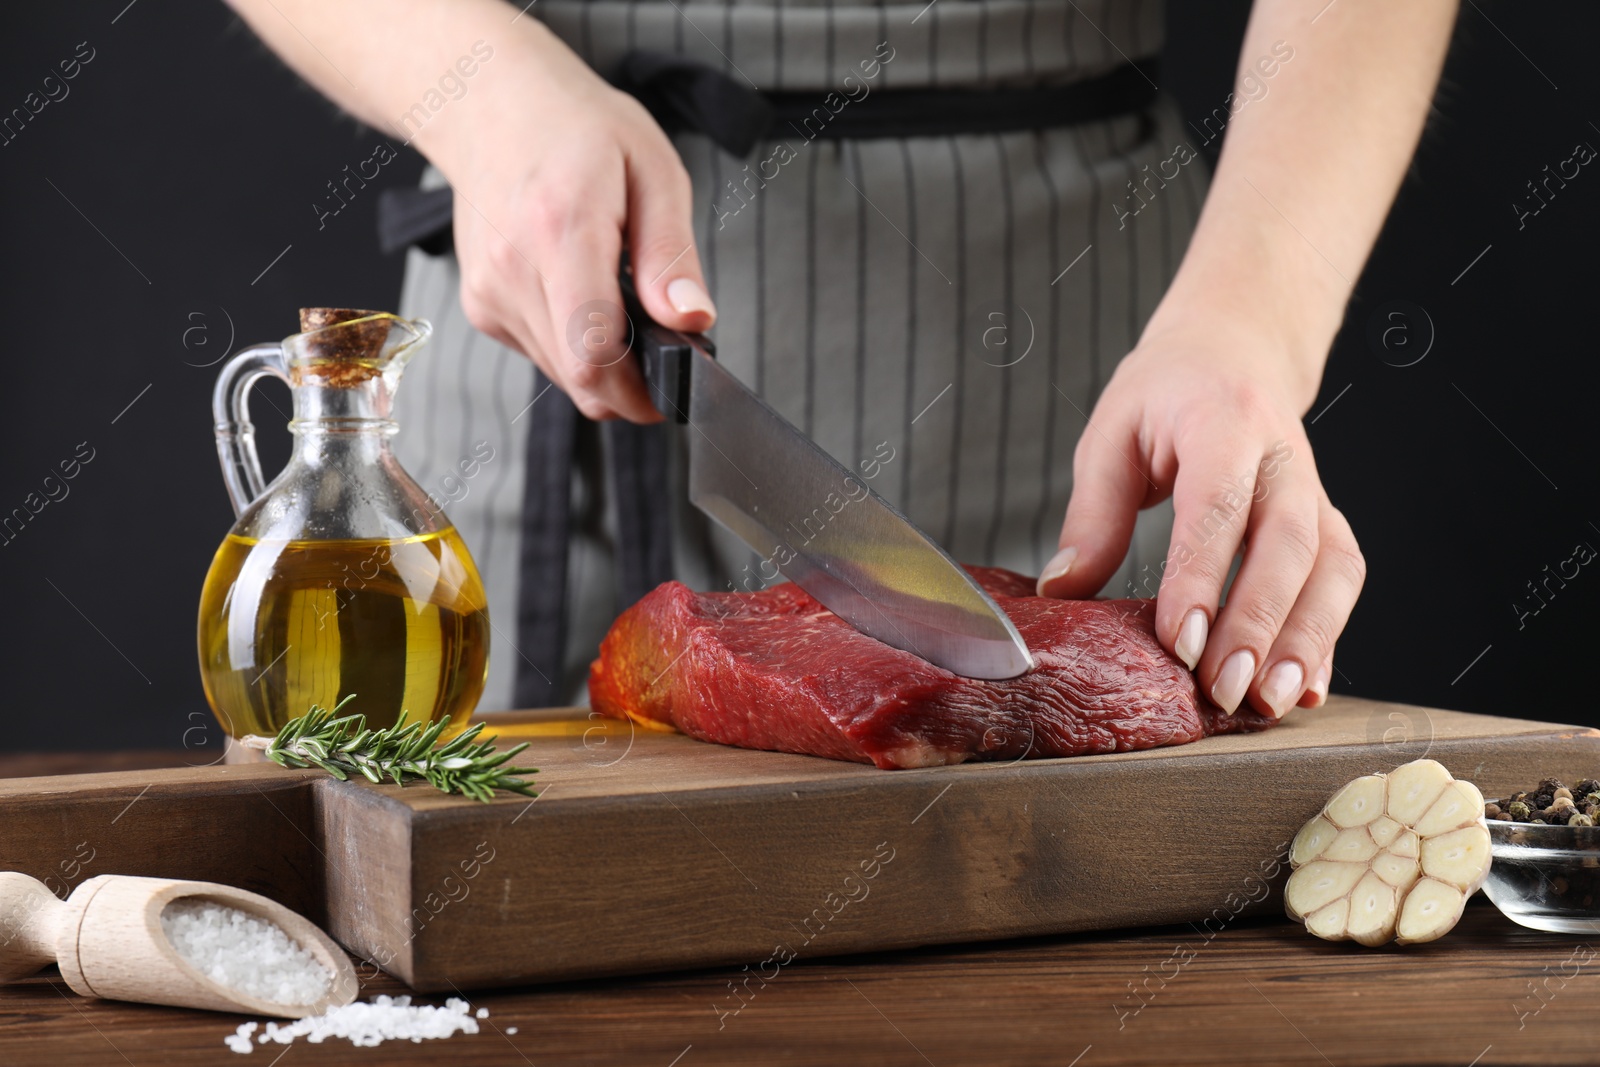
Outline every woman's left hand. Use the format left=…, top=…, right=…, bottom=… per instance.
left=1036, top=311, right=1366, bottom=720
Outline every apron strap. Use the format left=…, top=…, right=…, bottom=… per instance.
left=508, top=370, right=677, bottom=707
left=510, top=368, right=580, bottom=709
left=604, top=418, right=675, bottom=614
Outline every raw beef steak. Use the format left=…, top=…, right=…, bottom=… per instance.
left=588, top=566, right=1274, bottom=769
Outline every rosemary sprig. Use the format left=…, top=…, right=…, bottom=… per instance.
left=248, top=696, right=538, bottom=802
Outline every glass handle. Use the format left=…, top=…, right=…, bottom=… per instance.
left=212, top=343, right=290, bottom=517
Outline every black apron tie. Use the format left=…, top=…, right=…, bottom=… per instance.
left=377, top=53, right=1161, bottom=256
left=376, top=185, right=454, bottom=256
left=614, top=49, right=776, bottom=158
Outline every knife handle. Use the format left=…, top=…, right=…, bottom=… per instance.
left=619, top=273, right=714, bottom=424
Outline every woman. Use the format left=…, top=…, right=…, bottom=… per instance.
left=228, top=0, right=1457, bottom=719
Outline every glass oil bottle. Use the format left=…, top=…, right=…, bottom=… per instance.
left=198, top=308, right=489, bottom=739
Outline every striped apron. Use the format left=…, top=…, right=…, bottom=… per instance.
left=392, top=0, right=1207, bottom=710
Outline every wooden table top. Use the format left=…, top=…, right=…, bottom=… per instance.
left=1, top=752, right=1594, bottom=1066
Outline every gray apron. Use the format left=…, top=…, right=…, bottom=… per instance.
left=393, top=0, right=1205, bottom=709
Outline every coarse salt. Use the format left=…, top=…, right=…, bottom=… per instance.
left=162, top=899, right=331, bottom=1006
left=224, top=1022, right=257, bottom=1054
left=224, top=995, right=482, bottom=1053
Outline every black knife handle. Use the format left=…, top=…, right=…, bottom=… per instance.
left=619, top=273, right=715, bottom=424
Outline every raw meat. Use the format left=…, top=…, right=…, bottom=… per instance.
left=588, top=566, right=1274, bottom=769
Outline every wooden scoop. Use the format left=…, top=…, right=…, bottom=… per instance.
left=0, top=872, right=357, bottom=1017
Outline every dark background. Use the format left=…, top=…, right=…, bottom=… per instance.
left=0, top=2, right=1593, bottom=753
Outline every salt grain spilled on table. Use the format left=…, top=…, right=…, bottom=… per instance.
left=224, top=1022, right=258, bottom=1054
left=162, top=899, right=331, bottom=1006
left=224, top=995, right=484, bottom=1053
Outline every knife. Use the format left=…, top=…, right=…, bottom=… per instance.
left=619, top=275, right=1034, bottom=681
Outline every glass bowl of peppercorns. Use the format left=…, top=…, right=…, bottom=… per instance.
left=1482, top=777, right=1600, bottom=934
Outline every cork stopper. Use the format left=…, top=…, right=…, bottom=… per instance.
left=293, top=307, right=393, bottom=386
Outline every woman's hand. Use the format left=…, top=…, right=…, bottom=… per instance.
left=1037, top=312, right=1365, bottom=720
left=433, top=22, right=714, bottom=422
left=1025, top=0, right=1455, bottom=720
left=222, top=0, right=714, bottom=422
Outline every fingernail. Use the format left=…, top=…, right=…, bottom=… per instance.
left=1306, top=661, right=1332, bottom=708
left=1259, top=660, right=1305, bottom=720
left=666, top=277, right=716, bottom=322
left=1174, top=609, right=1208, bottom=670
left=1037, top=546, right=1078, bottom=595
left=1210, top=649, right=1256, bottom=716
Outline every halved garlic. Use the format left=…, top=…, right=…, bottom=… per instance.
left=1285, top=758, right=1490, bottom=946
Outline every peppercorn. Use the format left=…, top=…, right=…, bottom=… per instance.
left=1585, top=792, right=1600, bottom=809
left=1539, top=778, right=1567, bottom=796
left=1534, top=818, right=1550, bottom=824
left=1556, top=787, right=1575, bottom=802
left=1573, top=814, right=1596, bottom=827
left=1535, top=793, right=1555, bottom=810
left=1509, top=800, right=1533, bottom=821
left=1485, top=803, right=1503, bottom=818
left=1496, top=812, right=1514, bottom=821
left=1554, top=796, right=1577, bottom=812
left=1577, top=779, right=1600, bottom=798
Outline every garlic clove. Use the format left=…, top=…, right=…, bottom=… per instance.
left=1325, top=775, right=1387, bottom=828
left=1385, top=759, right=1453, bottom=824
left=1414, top=780, right=1485, bottom=838
left=1388, top=829, right=1419, bottom=860
left=1345, top=872, right=1398, bottom=947
left=1420, top=825, right=1492, bottom=892
left=1324, top=827, right=1380, bottom=863
left=1395, top=877, right=1469, bottom=945
left=1291, top=816, right=1338, bottom=865
left=1368, top=815, right=1404, bottom=849
left=1371, top=849, right=1421, bottom=891
left=1305, top=899, right=1350, bottom=940
left=1284, top=860, right=1366, bottom=920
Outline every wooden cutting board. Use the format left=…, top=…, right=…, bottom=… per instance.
left=2, top=696, right=1595, bottom=992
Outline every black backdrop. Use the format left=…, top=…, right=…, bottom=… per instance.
left=1, top=2, right=1594, bottom=753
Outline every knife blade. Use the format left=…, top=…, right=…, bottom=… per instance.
left=620, top=277, right=1034, bottom=680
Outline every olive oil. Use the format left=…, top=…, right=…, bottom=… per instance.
left=198, top=528, right=489, bottom=738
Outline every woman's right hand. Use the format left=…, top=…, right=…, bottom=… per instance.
left=431, top=20, right=715, bottom=422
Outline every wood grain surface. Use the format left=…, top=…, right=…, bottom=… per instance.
left=2, top=697, right=1597, bottom=999
left=2, top=904, right=1598, bottom=1066
left=0, top=762, right=328, bottom=923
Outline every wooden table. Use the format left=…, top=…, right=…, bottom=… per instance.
left=2, top=753, right=1595, bottom=1066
